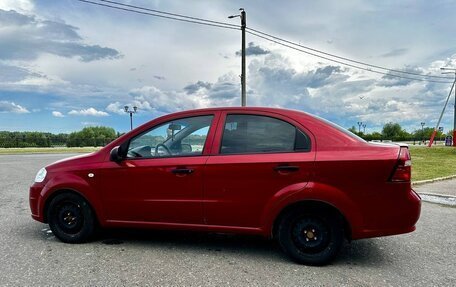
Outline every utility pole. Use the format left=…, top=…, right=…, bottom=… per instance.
left=442, top=68, right=456, bottom=147
left=421, top=122, right=425, bottom=144
left=428, top=67, right=456, bottom=147
left=229, top=8, right=246, bottom=106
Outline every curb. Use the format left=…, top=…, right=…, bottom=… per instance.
left=412, top=174, right=456, bottom=186
left=418, top=192, right=456, bottom=207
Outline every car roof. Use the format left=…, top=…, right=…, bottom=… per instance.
left=169, top=106, right=310, bottom=118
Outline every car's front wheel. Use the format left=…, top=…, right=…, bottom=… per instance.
left=277, top=207, right=344, bottom=265
left=47, top=192, right=96, bottom=243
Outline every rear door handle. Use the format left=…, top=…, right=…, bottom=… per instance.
left=274, top=165, right=300, bottom=172
left=171, top=168, right=194, bottom=175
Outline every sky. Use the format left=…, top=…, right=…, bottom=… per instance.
left=0, top=0, right=456, bottom=133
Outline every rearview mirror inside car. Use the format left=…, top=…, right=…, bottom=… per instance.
left=168, top=123, right=182, bottom=131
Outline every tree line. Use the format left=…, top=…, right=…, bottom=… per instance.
left=0, top=123, right=453, bottom=148
left=0, top=127, right=118, bottom=148
left=348, top=122, right=453, bottom=142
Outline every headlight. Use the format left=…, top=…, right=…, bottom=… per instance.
left=34, top=167, right=47, bottom=183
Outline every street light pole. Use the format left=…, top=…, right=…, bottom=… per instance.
left=439, top=127, right=444, bottom=144
left=362, top=124, right=366, bottom=134
left=229, top=8, right=246, bottom=107
left=421, top=122, right=425, bottom=144
left=124, top=106, right=138, bottom=131
left=357, top=121, right=362, bottom=133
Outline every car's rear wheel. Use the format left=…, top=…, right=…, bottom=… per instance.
left=277, top=208, right=344, bottom=265
left=47, top=193, right=95, bottom=243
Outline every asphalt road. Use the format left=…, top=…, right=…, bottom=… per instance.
left=0, top=154, right=455, bottom=286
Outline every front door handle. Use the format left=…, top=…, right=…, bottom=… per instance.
left=171, top=168, right=194, bottom=175
left=274, top=165, right=300, bottom=172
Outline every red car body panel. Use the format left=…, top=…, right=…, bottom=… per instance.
left=29, top=107, right=421, bottom=240
left=96, top=156, right=208, bottom=224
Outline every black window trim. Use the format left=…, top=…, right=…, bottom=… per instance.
left=218, top=113, right=312, bottom=156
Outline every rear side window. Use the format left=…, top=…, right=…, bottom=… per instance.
left=220, top=114, right=310, bottom=154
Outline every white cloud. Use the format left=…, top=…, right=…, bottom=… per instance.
left=1, top=1, right=456, bottom=133
left=68, top=107, right=108, bottom=117
left=0, top=8, right=122, bottom=96
left=0, top=63, right=41, bottom=82
left=81, top=121, right=100, bottom=126
left=52, top=111, right=64, bottom=117
left=0, top=0, right=34, bottom=12
left=106, top=102, right=125, bottom=115
left=124, top=72, right=242, bottom=116
left=129, top=86, right=201, bottom=114
left=0, top=10, right=121, bottom=62
left=0, top=101, right=29, bottom=113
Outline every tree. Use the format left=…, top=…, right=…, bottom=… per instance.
left=412, top=127, right=441, bottom=142
left=347, top=126, right=365, bottom=138
left=348, top=126, right=358, bottom=134
left=382, top=122, right=410, bottom=141
left=362, top=131, right=382, bottom=141
left=67, top=126, right=116, bottom=147
left=0, top=128, right=118, bottom=148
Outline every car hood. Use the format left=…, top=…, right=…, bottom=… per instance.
left=46, top=151, right=105, bottom=172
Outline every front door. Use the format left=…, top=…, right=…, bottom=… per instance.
left=98, top=114, right=215, bottom=224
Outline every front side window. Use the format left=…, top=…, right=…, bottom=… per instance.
left=220, top=114, right=310, bottom=154
left=127, top=115, right=213, bottom=158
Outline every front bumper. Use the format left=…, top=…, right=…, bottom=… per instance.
left=29, top=183, right=45, bottom=222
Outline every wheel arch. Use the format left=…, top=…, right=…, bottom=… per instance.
left=262, top=182, right=363, bottom=240
left=271, top=200, right=352, bottom=241
left=43, top=188, right=98, bottom=224
left=39, top=172, right=106, bottom=225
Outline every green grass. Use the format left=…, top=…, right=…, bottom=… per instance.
left=0, top=147, right=101, bottom=155
left=410, top=146, right=456, bottom=181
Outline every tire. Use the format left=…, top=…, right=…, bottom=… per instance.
left=277, top=207, right=344, bottom=265
left=47, top=193, right=96, bottom=243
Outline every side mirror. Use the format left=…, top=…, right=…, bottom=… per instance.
left=110, top=146, right=123, bottom=163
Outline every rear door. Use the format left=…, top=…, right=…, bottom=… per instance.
left=203, top=111, right=316, bottom=228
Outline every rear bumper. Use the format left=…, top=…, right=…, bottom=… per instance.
left=352, top=188, right=421, bottom=240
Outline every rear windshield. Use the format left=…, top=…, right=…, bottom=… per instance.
left=312, top=115, right=366, bottom=142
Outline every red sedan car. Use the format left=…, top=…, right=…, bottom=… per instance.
left=30, top=107, right=420, bottom=265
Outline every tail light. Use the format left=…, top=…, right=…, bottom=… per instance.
left=390, top=147, right=411, bottom=182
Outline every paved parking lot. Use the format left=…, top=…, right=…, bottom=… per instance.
left=0, top=154, right=455, bottom=286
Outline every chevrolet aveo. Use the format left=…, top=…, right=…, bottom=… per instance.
left=30, top=107, right=421, bottom=265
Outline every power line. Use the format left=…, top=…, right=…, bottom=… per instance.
left=75, top=0, right=452, bottom=84
left=99, top=0, right=239, bottom=28
left=76, top=0, right=240, bottom=30
left=247, top=27, right=453, bottom=81
left=246, top=30, right=453, bottom=84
